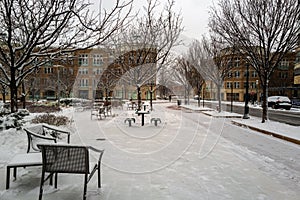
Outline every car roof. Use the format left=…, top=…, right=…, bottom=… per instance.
left=268, top=96, right=290, bottom=101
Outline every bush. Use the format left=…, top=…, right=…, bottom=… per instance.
left=32, top=113, right=70, bottom=126
left=0, top=109, right=29, bottom=130
left=26, top=104, right=61, bottom=113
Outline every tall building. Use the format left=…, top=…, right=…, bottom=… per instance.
left=293, top=28, right=300, bottom=98
left=223, top=52, right=296, bottom=102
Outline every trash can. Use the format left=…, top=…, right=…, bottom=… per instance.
left=177, top=100, right=181, bottom=106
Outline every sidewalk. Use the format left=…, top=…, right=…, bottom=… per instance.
left=1, top=104, right=300, bottom=199
left=181, top=104, right=300, bottom=145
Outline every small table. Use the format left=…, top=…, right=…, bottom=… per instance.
left=136, top=111, right=150, bottom=126
left=6, top=153, right=42, bottom=189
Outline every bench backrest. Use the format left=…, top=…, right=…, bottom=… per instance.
left=38, top=144, right=90, bottom=174
left=27, top=125, right=45, bottom=135
left=24, top=124, right=70, bottom=153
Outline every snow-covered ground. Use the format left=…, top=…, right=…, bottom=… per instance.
left=0, top=102, right=299, bottom=200
left=181, top=103, right=300, bottom=143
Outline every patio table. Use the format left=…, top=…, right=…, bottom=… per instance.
left=136, top=110, right=150, bottom=126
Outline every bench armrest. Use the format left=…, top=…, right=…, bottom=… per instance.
left=24, top=128, right=57, bottom=153
left=88, top=146, right=104, bottom=162
left=25, top=128, right=57, bottom=141
left=42, top=124, right=71, bottom=143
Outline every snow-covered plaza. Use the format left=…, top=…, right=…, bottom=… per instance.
left=0, top=102, right=299, bottom=200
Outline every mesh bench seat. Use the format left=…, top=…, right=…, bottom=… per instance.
left=37, top=144, right=104, bottom=200
left=6, top=153, right=42, bottom=189
left=24, top=124, right=70, bottom=153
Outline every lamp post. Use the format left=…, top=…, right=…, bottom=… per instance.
left=54, top=65, right=64, bottom=107
left=231, top=82, right=233, bottom=113
left=243, top=63, right=250, bottom=119
left=256, top=80, right=259, bottom=105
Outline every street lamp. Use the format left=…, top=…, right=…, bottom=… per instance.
left=231, top=82, right=233, bottom=113
left=256, top=80, right=259, bottom=105
left=53, top=65, right=64, bottom=107
left=243, top=63, right=250, bottom=119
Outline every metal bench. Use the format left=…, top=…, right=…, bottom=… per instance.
left=91, top=103, right=106, bottom=120
left=6, top=153, right=42, bottom=189
left=37, top=144, right=104, bottom=200
left=151, top=118, right=161, bottom=126
left=24, top=124, right=70, bottom=153
left=105, top=105, right=112, bottom=116
left=124, top=118, right=135, bottom=127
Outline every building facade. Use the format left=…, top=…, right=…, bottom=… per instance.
left=223, top=51, right=296, bottom=102
left=33, top=47, right=157, bottom=101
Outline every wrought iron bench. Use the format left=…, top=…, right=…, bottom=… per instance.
left=24, top=124, right=70, bottom=153
left=91, top=103, right=106, bottom=120
left=37, top=144, right=104, bottom=200
left=6, top=153, right=42, bottom=189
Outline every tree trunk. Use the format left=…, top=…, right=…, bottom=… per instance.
left=2, top=89, right=6, bottom=103
left=261, top=82, right=268, bottom=123
left=137, top=86, right=142, bottom=111
left=22, top=82, right=26, bottom=109
left=217, top=84, right=222, bottom=113
left=10, top=84, right=17, bottom=113
left=198, top=91, right=201, bottom=107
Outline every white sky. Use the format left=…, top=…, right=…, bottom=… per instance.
left=91, top=0, right=214, bottom=40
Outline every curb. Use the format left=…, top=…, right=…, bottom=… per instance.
left=180, top=106, right=215, bottom=113
left=231, top=121, right=300, bottom=145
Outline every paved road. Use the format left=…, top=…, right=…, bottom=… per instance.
left=191, top=100, right=300, bottom=126
left=180, top=107, right=300, bottom=189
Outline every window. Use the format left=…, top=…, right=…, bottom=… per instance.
left=79, top=68, right=88, bottom=75
left=69, top=68, right=74, bottom=75
left=235, top=58, right=240, bottom=67
left=278, top=59, right=289, bottom=70
left=250, top=82, right=257, bottom=89
left=79, top=54, right=89, bottom=66
left=251, top=71, right=258, bottom=77
left=279, top=72, right=288, bottom=79
left=93, top=68, right=102, bottom=75
left=296, top=52, right=300, bottom=63
left=235, top=71, right=240, bottom=78
left=93, top=79, right=98, bottom=87
left=234, top=82, right=240, bottom=89
left=44, top=67, right=53, bottom=74
left=93, top=54, right=103, bottom=66
left=128, top=55, right=135, bottom=64
left=79, top=79, right=89, bottom=87
left=226, top=82, right=232, bottom=88
left=227, top=72, right=233, bottom=78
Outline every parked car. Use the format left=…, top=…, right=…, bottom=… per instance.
left=291, top=98, right=300, bottom=107
left=194, top=95, right=201, bottom=100
left=267, top=96, right=292, bottom=110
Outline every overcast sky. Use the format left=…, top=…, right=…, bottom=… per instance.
left=92, top=0, right=214, bottom=40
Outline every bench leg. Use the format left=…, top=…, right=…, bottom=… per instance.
left=98, top=162, right=101, bottom=188
left=83, top=174, right=88, bottom=200
left=39, top=170, right=46, bottom=200
left=13, top=167, right=17, bottom=179
left=141, top=115, right=145, bottom=126
left=6, top=166, right=10, bottom=189
left=55, top=173, right=58, bottom=188
left=6, top=166, right=19, bottom=189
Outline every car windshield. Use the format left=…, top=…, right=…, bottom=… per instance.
left=268, top=96, right=290, bottom=102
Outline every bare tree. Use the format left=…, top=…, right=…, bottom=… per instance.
left=101, top=0, right=183, bottom=110
left=209, top=0, right=300, bottom=122
left=175, top=56, right=205, bottom=106
left=0, top=0, right=133, bottom=112
left=188, top=37, right=236, bottom=112
left=157, top=58, right=176, bottom=99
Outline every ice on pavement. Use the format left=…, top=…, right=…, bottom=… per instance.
left=0, top=103, right=299, bottom=200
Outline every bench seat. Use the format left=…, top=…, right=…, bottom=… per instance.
left=6, top=153, right=42, bottom=189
